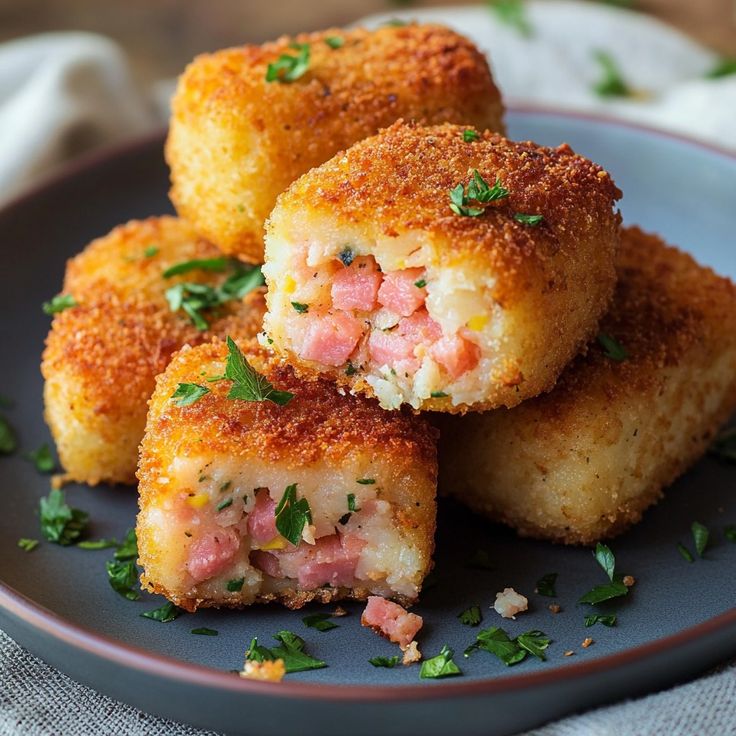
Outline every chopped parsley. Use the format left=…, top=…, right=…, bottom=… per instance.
left=265, top=43, right=310, bottom=83
left=584, top=613, right=617, bottom=628
left=114, top=528, right=138, bottom=561
left=224, top=337, right=294, bottom=405
left=414, top=278, right=427, bottom=289
left=17, top=538, right=39, bottom=552
left=216, top=498, right=233, bottom=512
left=517, top=630, right=552, bottom=661
left=677, top=542, right=695, bottom=563
left=458, top=605, right=482, bottom=626
left=356, top=478, right=375, bottom=485
left=170, top=383, right=210, bottom=407
left=514, top=213, right=544, bottom=226
left=430, top=391, right=448, bottom=398
left=705, top=58, right=736, bottom=79
left=141, top=601, right=183, bottom=623
left=347, top=493, right=359, bottom=512
left=77, top=538, right=119, bottom=550
left=466, top=627, right=525, bottom=666
left=246, top=630, right=326, bottom=673
left=338, top=246, right=355, bottom=267
left=465, top=548, right=494, bottom=570
left=0, top=415, right=15, bottom=454
left=449, top=170, right=509, bottom=217
left=487, top=0, right=533, bottom=37
left=39, top=489, right=89, bottom=546
left=710, top=428, right=736, bottom=463
left=420, top=645, right=462, bottom=679
left=291, top=301, right=309, bottom=314
left=191, top=627, right=218, bottom=636
left=463, top=129, right=480, bottom=142
left=535, top=572, right=557, bottom=597
left=579, top=543, right=630, bottom=605
left=369, top=655, right=400, bottom=668
left=106, top=559, right=140, bottom=601
left=725, top=525, right=736, bottom=543
left=597, top=333, right=628, bottom=361
left=227, top=577, right=245, bottom=592
left=592, top=49, right=632, bottom=98
left=25, top=444, right=55, bottom=473
left=691, top=521, right=709, bottom=557
left=274, top=484, right=312, bottom=546
left=162, top=257, right=229, bottom=278
left=325, top=36, right=344, bottom=49
left=345, top=361, right=358, bottom=376
left=42, top=294, right=77, bottom=315
left=143, top=246, right=159, bottom=258
left=302, top=613, right=339, bottom=631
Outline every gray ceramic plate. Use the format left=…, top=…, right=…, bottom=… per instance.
left=0, top=109, right=734, bottom=736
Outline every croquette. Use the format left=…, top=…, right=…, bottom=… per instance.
left=166, top=23, right=505, bottom=262
left=438, top=227, right=736, bottom=544
left=136, top=339, right=437, bottom=611
left=41, top=217, right=265, bottom=486
left=262, top=121, right=621, bottom=412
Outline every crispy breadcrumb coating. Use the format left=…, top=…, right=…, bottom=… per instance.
left=439, top=227, right=736, bottom=543
left=166, top=24, right=505, bottom=262
left=41, top=217, right=265, bottom=485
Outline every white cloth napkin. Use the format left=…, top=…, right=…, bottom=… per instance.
left=0, top=3, right=734, bottom=734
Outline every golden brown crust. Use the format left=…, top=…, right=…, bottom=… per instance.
left=167, top=24, right=505, bottom=261
left=439, top=227, right=736, bottom=544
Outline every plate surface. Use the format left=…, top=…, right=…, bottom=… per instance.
left=0, top=109, right=735, bottom=736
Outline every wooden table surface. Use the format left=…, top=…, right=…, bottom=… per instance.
left=0, top=0, right=733, bottom=86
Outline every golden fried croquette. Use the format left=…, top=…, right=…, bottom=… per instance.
left=137, top=339, right=437, bottom=611
left=41, top=217, right=265, bottom=486
left=262, top=121, right=621, bottom=413
left=166, top=24, right=505, bottom=262
left=438, top=227, right=736, bottom=544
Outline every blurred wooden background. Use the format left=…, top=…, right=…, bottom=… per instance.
left=0, top=0, right=733, bottom=85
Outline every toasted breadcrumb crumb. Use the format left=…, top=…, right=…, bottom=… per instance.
left=582, top=638, right=594, bottom=649
left=623, top=575, right=636, bottom=587
left=548, top=603, right=561, bottom=614
left=402, top=640, right=422, bottom=665
left=332, top=606, right=348, bottom=617
left=493, top=588, right=529, bottom=619
left=240, top=658, right=285, bottom=682
left=564, top=650, right=575, bottom=657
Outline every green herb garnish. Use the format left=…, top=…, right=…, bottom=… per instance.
left=516, top=630, right=551, bottom=661
left=141, top=601, right=183, bottom=623
left=191, top=627, right=218, bottom=636
left=338, top=247, right=355, bottom=267
left=449, top=170, right=509, bottom=217
left=224, top=337, right=294, bottom=405
left=0, top=415, right=15, bottom=454
left=593, top=542, right=616, bottom=580
left=163, top=258, right=229, bottom=278
left=114, top=528, right=138, bottom=561
left=677, top=542, right=694, bottom=563
left=584, top=613, right=617, bottom=628
left=17, top=538, right=39, bottom=552
left=691, top=521, right=709, bottom=557
left=345, top=361, right=358, bottom=376
left=42, top=294, right=77, bottom=315
left=458, top=605, right=482, bottom=626
left=597, top=333, right=628, bottom=361
left=143, top=246, right=159, bottom=258
left=347, top=493, right=359, bottom=512
left=291, top=301, right=309, bottom=313
left=430, top=391, right=448, bottom=398
left=592, top=50, right=632, bottom=98
left=274, top=484, right=312, bottom=546
left=725, top=525, right=736, bottom=543
left=325, top=36, right=344, bottom=49
left=356, top=478, right=375, bottom=485
left=25, top=443, right=55, bottom=473
left=170, top=383, right=210, bottom=407
left=466, top=627, right=525, bottom=666
left=414, top=278, right=427, bottom=289
left=39, top=489, right=88, bottom=546
left=77, top=538, right=119, bottom=550
left=514, top=213, right=544, bottom=226
left=246, top=631, right=327, bottom=673
left=705, top=58, right=736, bottom=79
left=216, top=498, right=233, bottom=512
left=369, top=655, right=400, bottom=668
left=535, top=572, right=557, bottom=597
left=579, top=543, right=630, bottom=605
left=487, top=0, right=533, bottom=37
left=227, top=577, right=245, bottom=592
left=106, top=559, right=140, bottom=601
left=420, top=645, right=462, bottom=679
left=265, top=43, right=310, bottom=83
left=462, top=129, right=479, bottom=142
left=302, top=613, right=339, bottom=632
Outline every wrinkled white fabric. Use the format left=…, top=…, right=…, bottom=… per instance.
left=1, top=4, right=735, bottom=733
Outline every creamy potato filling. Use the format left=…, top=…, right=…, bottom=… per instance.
left=141, top=457, right=425, bottom=602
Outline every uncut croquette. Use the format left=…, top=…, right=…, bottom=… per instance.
left=136, top=339, right=437, bottom=611
left=166, top=23, right=505, bottom=263
left=262, top=121, right=621, bottom=413
left=438, top=227, right=736, bottom=544
left=41, top=217, right=265, bottom=486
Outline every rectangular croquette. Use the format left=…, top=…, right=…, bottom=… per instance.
left=437, top=227, right=736, bottom=544
left=136, top=340, right=437, bottom=610
left=262, top=122, right=620, bottom=413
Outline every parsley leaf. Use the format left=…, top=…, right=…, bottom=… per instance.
left=467, top=626, right=526, bottom=666
left=265, top=43, right=310, bottom=83
left=39, top=489, right=89, bottom=546
left=449, top=182, right=484, bottom=217
left=224, top=337, right=294, bottom=405
left=227, top=577, right=245, bottom=592
left=593, top=543, right=616, bottom=581
left=302, top=613, right=338, bottom=632
left=246, top=631, right=327, bottom=673
left=535, top=572, right=557, bottom=597
left=691, top=521, right=709, bottom=557
left=347, top=493, right=359, bottom=512
left=420, top=645, right=462, bottom=679
left=115, top=528, right=138, bottom=561
left=449, top=171, right=509, bottom=217
left=25, top=444, right=55, bottom=473
left=584, top=613, right=617, bottom=628
left=274, top=484, right=312, bottom=546
left=77, top=538, right=119, bottom=550
left=325, top=36, right=344, bottom=49
left=345, top=361, right=358, bottom=376
left=414, top=278, right=427, bottom=288
left=106, top=559, right=140, bottom=601
left=216, top=498, right=233, bottom=512
left=463, top=129, right=480, bottom=142
left=706, top=58, right=736, bottom=79
left=291, top=301, right=309, bottom=313
left=192, top=627, right=218, bottom=636
left=17, top=538, right=39, bottom=552
left=42, top=294, right=77, bottom=315
left=579, top=578, right=629, bottom=605
left=458, top=605, right=482, bottom=626
left=141, top=601, right=183, bottom=623
left=597, top=333, right=628, bottom=361
left=725, top=525, right=736, bottom=543
left=143, top=246, right=159, bottom=258
left=338, top=247, right=355, bottom=267
left=487, top=0, right=533, bottom=37
left=369, top=655, right=400, bottom=668
left=710, top=428, right=736, bottom=463
left=677, top=542, right=695, bottom=563
left=592, top=49, right=632, bottom=98
left=430, top=391, right=448, bottom=398
left=514, top=213, right=544, bottom=226
left=162, top=258, right=229, bottom=278
left=516, top=630, right=551, bottom=661
left=356, top=478, right=375, bottom=485
left=170, top=383, right=210, bottom=407
left=0, top=415, right=15, bottom=454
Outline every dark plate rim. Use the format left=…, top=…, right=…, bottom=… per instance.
left=1, top=106, right=735, bottom=702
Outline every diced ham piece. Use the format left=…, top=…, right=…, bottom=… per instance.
left=250, top=550, right=282, bottom=578
left=186, top=528, right=240, bottom=584
left=298, top=311, right=364, bottom=366
left=429, top=334, right=481, bottom=379
left=378, top=268, right=427, bottom=317
left=247, top=490, right=278, bottom=546
left=361, top=596, right=423, bottom=649
left=397, top=310, right=442, bottom=344
left=331, top=258, right=382, bottom=312
left=368, top=329, right=418, bottom=374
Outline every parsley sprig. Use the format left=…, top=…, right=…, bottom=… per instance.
left=141, top=601, right=183, bottom=623
left=42, top=294, right=77, bottom=315
left=302, top=613, right=339, bottom=632
left=26, top=444, right=55, bottom=473
left=265, top=43, right=310, bottom=83
left=106, top=529, right=140, bottom=601
left=465, top=626, right=551, bottom=665
left=597, top=333, right=628, bottom=362
left=535, top=572, right=557, bottom=597
left=579, top=543, right=630, bottom=605
left=39, top=489, right=89, bottom=546
left=274, top=484, right=312, bottom=546
left=170, top=383, right=210, bottom=407
left=223, top=337, right=294, bottom=405
left=449, top=170, right=509, bottom=217
left=487, top=0, right=533, bottom=37
left=420, top=645, right=462, bottom=679
left=592, top=50, right=632, bottom=98
left=458, top=605, right=483, bottom=627
left=246, top=631, right=326, bottom=673
left=369, top=655, right=400, bottom=668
